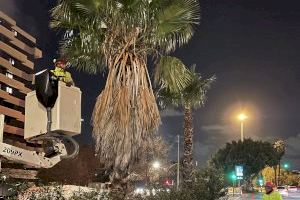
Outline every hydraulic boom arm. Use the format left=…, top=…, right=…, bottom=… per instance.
left=0, top=113, right=70, bottom=169
left=0, top=141, right=67, bottom=168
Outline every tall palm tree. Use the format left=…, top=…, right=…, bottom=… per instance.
left=155, top=56, right=215, bottom=182
left=50, top=0, right=200, bottom=185
left=273, top=139, right=285, bottom=186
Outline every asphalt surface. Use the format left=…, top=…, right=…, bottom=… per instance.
left=228, top=191, right=300, bottom=200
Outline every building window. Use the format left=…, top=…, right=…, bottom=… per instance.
left=6, top=87, right=13, bottom=94
left=12, top=29, right=18, bottom=37
left=6, top=72, right=13, bottom=79
left=9, top=58, right=15, bottom=66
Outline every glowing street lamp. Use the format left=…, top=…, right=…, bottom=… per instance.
left=237, top=113, right=248, bottom=142
left=231, top=174, right=237, bottom=181
left=152, top=161, right=161, bottom=169
left=283, top=163, right=289, bottom=169
left=238, top=113, right=248, bottom=121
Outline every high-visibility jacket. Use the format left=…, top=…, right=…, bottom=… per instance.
left=262, top=191, right=282, bottom=200
left=50, top=67, right=74, bottom=84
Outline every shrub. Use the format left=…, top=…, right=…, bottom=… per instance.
left=144, top=165, right=227, bottom=200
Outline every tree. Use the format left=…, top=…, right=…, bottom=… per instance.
left=37, top=145, right=102, bottom=186
left=155, top=56, right=215, bottom=182
left=51, top=0, right=200, bottom=189
left=144, top=164, right=226, bottom=200
left=261, top=166, right=276, bottom=184
left=211, top=139, right=278, bottom=185
left=278, top=169, right=299, bottom=186
left=127, top=136, right=169, bottom=185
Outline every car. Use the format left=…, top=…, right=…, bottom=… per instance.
left=277, top=186, right=288, bottom=196
left=288, top=186, right=297, bottom=192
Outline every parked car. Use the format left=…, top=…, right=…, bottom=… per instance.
left=277, top=186, right=288, bottom=196
left=288, top=186, right=297, bottom=192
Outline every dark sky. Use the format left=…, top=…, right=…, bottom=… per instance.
left=1, top=0, right=300, bottom=169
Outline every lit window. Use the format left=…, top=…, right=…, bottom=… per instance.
left=9, top=58, right=15, bottom=66
left=12, top=29, right=18, bottom=36
left=6, top=72, right=13, bottom=79
left=6, top=87, right=13, bottom=94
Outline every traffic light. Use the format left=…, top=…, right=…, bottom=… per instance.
left=258, top=178, right=264, bottom=186
left=164, top=179, right=174, bottom=186
left=231, top=173, right=237, bottom=181
left=283, top=163, right=289, bottom=169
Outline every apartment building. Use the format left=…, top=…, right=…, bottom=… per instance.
left=0, top=11, right=42, bottom=176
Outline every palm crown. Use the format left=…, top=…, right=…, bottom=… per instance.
left=51, top=0, right=200, bottom=72
left=155, top=56, right=215, bottom=109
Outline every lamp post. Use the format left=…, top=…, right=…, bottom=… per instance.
left=231, top=173, right=237, bottom=196
left=153, top=135, right=180, bottom=190
left=177, top=134, right=180, bottom=190
left=237, top=113, right=248, bottom=142
left=279, top=162, right=289, bottom=185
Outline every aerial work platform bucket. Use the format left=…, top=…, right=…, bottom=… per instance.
left=24, top=81, right=82, bottom=139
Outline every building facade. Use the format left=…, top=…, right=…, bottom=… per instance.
left=0, top=11, right=42, bottom=153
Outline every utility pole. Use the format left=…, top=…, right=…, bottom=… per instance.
left=240, top=121, right=244, bottom=142
left=177, top=134, right=180, bottom=190
left=237, top=113, right=247, bottom=142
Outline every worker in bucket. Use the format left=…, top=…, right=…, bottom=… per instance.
left=51, top=58, right=74, bottom=86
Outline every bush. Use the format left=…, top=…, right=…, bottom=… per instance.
left=7, top=184, right=109, bottom=200
left=70, top=190, right=109, bottom=200
left=144, top=165, right=227, bottom=200
left=5, top=165, right=227, bottom=200
left=6, top=182, right=31, bottom=200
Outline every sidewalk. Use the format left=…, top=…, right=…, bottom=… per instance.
left=227, top=193, right=262, bottom=200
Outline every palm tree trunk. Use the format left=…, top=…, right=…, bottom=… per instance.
left=109, top=171, right=130, bottom=199
left=274, top=166, right=277, bottom=186
left=183, top=106, right=193, bottom=182
left=278, top=161, right=281, bottom=186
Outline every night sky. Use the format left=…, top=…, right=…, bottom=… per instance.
left=1, top=0, right=300, bottom=169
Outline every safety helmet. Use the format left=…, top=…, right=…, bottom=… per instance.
left=54, top=58, right=66, bottom=66
left=265, top=182, right=274, bottom=188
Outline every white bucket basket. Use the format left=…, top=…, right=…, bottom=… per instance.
left=24, top=81, right=82, bottom=139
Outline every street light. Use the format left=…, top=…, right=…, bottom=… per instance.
left=230, top=173, right=237, bottom=196
left=152, top=161, right=161, bottom=169
left=237, top=113, right=248, bottom=142
left=231, top=174, right=237, bottom=181
left=258, top=178, right=264, bottom=192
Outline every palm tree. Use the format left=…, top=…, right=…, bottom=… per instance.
left=273, top=139, right=286, bottom=186
left=155, top=56, right=215, bottom=182
left=50, top=0, right=200, bottom=186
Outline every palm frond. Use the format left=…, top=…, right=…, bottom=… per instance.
left=182, top=74, right=216, bottom=108
left=154, top=0, right=200, bottom=53
left=154, top=56, right=192, bottom=94
left=157, top=58, right=215, bottom=109
left=59, top=26, right=106, bottom=72
left=92, top=51, right=160, bottom=175
left=75, top=0, right=107, bottom=15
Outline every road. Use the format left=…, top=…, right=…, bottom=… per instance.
left=228, top=191, right=300, bottom=200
